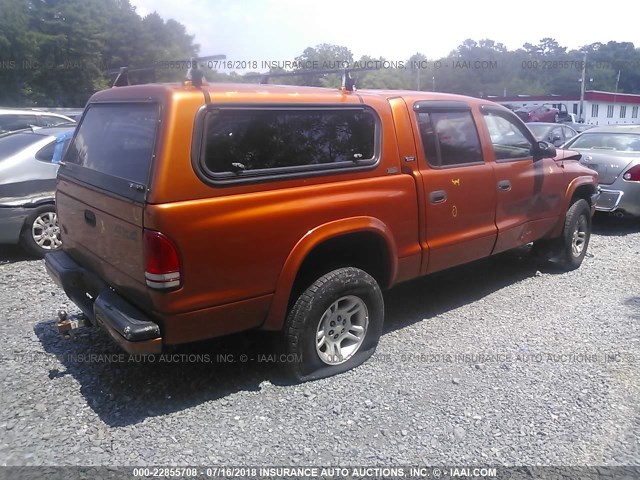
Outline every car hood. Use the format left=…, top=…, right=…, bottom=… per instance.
left=574, top=150, right=636, bottom=185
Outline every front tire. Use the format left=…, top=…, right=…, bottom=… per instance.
left=20, top=205, right=62, bottom=257
left=557, top=199, right=591, bottom=271
left=283, top=267, right=384, bottom=382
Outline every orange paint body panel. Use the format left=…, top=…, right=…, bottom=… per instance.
left=48, top=82, right=598, bottom=349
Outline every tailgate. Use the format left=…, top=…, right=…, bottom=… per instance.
left=56, top=181, right=147, bottom=301
left=55, top=102, right=160, bottom=307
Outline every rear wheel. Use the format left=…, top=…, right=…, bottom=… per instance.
left=20, top=205, right=62, bottom=257
left=283, top=267, right=383, bottom=382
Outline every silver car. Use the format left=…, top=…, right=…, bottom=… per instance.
left=0, top=108, right=75, bottom=134
left=528, top=122, right=578, bottom=147
left=563, top=125, right=640, bottom=217
left=0, top=126, right=74, bottom=256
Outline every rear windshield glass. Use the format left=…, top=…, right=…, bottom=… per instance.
left=64, top=103, right=158, bottom=184
left=527, top=124, right=550, bottom=136
left=0, top=114, right=38, bottom=133
left=0, top=133, right=44, bottom=160
left=568, top=133, right=640, bottom=152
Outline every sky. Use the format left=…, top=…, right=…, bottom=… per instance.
left=130, top=0, right=640, bottom=71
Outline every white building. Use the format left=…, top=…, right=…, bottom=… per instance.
left=489, top=90, right=640, bottom=126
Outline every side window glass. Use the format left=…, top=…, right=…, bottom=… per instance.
left=35, top=141, right=56, bottom=163
left=415, top=110, right=483, bottom=167
left=203, top=109, right=376, bottom=175
left=563, top=127, right=576, bottom=141
left=550, top=127, right=563, bottom=144
left=40, top=115, right=66, bottom=127
left=483, top=111, right=533, bottom=160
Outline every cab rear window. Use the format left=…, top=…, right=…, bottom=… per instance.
left=64, top=103, right=159, bottom=185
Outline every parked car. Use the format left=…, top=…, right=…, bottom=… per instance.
left=515, top=104, right=561, bottom=123
left=528, top=122, right=578, bottom=147
left=45, top=81, right=598, bottom=382
left=559, top=113, right=593, bottom=133
left=502, top=104, right=520, bottom=111
left=0, top=108, right=75, bottom=135
left=563, top=125, right=640, bottom=217
left=0, top=126, right=74, bottom=256
left=48, top=110, right=84, bottom=121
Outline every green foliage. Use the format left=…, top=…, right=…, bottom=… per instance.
left=0, top=0, right=198, bottom=106
left=2, top=6, right=640, bottom=108
left=226, top=39, right=640, bottom=98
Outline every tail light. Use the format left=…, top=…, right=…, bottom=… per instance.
left=623, top=164, right=640, bottom=182
left=143, top=230, right=181, bottom=290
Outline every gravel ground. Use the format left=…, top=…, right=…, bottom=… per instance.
left=0, top=215, right=638, bottom=467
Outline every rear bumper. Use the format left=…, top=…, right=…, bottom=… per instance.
left=595, top=188, right=623, bottom=212
left=0, top=206, right=28, bottom=244
left=45, top=250, right=162, bottom=354
left=595, top=185, right=640, bottom=217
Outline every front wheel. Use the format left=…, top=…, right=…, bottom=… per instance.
left=20, top=205, right=62, bottom=257
left=283, top=267, right=384, bottom=382
left=557, top=199, right=592, bottom=271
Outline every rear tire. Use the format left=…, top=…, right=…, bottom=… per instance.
left=19, top=205, right=62, bottom=257
left=556, top=199, right=591, bottom=271
left=283, top=267, right=384, bottom=383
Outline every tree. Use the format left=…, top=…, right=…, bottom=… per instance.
left=0, top=0, right=198, bottom=106
left=294, top=44, right=353, bottom=86
left=0, top=0, right=39, bottom=105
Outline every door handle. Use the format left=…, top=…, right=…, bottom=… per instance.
left=429, top=190, right=447, bottom=204
left=84, top=209, right=96, bottom=227
left=497, top=180, right=512, bottom=191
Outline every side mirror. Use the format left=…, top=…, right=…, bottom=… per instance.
left=533, top=141, right=557, bottom=160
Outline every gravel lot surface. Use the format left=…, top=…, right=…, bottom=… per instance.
left=0, top=215, right=638, bottom=467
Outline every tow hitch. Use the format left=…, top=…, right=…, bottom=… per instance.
left=56, top=309, right=90, bottom=337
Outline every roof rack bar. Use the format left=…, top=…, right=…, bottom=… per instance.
left=108, top=54, right=226, bottom=87
left=112, top=67, right=130, bottom=87
left=247, top=67, right=379, bottom=92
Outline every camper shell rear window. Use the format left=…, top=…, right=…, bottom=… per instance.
left=61, top=102, right=160, bottom=201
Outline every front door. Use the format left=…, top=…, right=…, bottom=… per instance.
left=479, top=107, right=565, bottom=253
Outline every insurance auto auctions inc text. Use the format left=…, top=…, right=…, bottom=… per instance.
left=204, top=59, right=498, bottom=71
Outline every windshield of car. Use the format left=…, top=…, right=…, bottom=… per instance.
left=0, top=132, right=44, bottom=161
left=567, top=133, right=640, bottom=151
left=527, top=124, right=551, bottom=137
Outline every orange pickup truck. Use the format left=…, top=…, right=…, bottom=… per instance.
left=45, top=81, right=599, bottom=382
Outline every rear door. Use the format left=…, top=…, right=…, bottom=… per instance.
left=56, top=102, right=160, bottom=305
left=410, top=101, right=497, bottom=274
